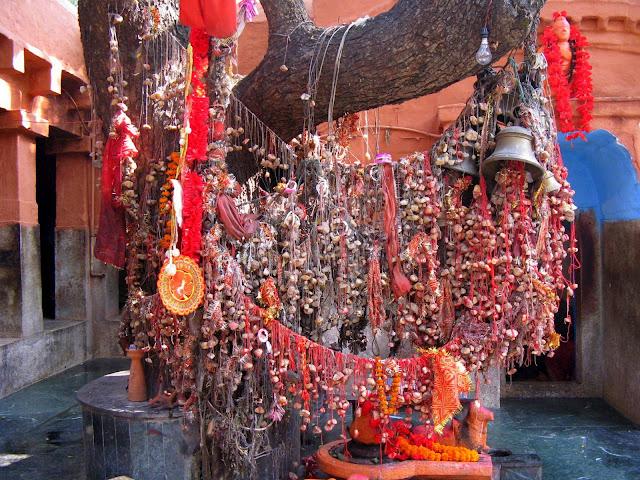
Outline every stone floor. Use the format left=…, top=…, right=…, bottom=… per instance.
left=0, top=359, right=639, bottom=479
left=0, top=358, right=128, bottom=479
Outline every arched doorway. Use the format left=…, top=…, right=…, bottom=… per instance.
left=503, top=129, right=640, bottom=400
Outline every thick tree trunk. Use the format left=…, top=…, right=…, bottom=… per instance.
left=79, top=0, right=545, bottom=141
left=78, top=0, right=182, bottom=136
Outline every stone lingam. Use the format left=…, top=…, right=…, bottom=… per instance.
left=316, top=399, right=494, bottom=480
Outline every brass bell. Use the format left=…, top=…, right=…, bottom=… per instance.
left=541, top=170, right=562, bottom=193
left=481, top=126, right=545, bottom=181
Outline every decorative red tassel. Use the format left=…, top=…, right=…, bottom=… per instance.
left=367, top=242, right=385, bottom=330
left=181, top=171, right=203, bottom=261
left=186, top=29, right=209, bottom=167
left=382, top=160, right=411, bottom=298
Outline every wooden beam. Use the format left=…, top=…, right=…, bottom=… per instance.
left=29, top=62, right=62, bottom=96
left=0, top=77, right=23, bottom=111
left=0, top=110, right=49, bottom=137
left=46, top=137, right=92, bottom=155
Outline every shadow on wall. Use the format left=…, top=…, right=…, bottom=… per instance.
left=560, top=129, right=640, bottom=225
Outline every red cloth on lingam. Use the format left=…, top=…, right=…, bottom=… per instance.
left=94, top=109, right=139, bottom=268
left=426, top=348, right=472, bottom=433
left=382, top=161, right=411, bottom=298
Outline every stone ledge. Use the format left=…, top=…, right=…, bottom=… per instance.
left=0, top=319, right=87, bottom=398
left=77, top=372, right=183, bottom=421
left=501, top=380, right=599, bottom=398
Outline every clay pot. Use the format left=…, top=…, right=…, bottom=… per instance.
left=126, top=349, right=148, bottom=402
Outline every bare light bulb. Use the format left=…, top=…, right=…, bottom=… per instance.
left=475, top=27, right=492, bottom=66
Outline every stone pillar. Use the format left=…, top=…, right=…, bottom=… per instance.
left=55, top=151, right=91, bottom=320
left=476, top=365, right=501, bottom=409
left=0, top=132, right=43, bottom=337
left=51, top=140, right=122, bottom=358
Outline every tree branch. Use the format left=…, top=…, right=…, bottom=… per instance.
left=78, top=0, right=545, bottom=150
left=260, top=0, right=310, bottom=35
left=234, top=0, right=545, bottom=139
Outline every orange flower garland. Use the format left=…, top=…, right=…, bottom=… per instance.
left=159, top=152, right=180, bottom=249
left=375, top=358, right=402, bottom=416
left=396, top=437, right=480, bottom=462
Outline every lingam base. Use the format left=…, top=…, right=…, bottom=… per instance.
left=316, top=440, right=493, bottom=480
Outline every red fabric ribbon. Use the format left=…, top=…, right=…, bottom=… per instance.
left=382, top=162, right=411, bottom=298
left=94, top=110, right=139, bottom=268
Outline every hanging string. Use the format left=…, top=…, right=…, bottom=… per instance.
left=228, top=93, right=297, bottom=169
left=326, top=17, right=368, bottom=134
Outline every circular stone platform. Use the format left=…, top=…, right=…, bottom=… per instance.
left=77, top=371, right=198, bottom=480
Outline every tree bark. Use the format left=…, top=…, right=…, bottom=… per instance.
left=79, top=0, right=545, bottom=141
left=237, top=0, right=545, bottom=139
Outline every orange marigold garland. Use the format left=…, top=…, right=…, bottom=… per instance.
left=374, top=358, right=402, bottom=416
left=542, top=11, right=594, bottom=139
left=396, top=437, right=480, bottom=462
left=159, top=152, right=180, bottom=249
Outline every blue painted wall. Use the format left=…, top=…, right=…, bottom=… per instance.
left=560, top=130, right=640, bottom=225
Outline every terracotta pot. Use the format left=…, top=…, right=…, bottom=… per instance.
left=126, top=349, right=148, bottom=402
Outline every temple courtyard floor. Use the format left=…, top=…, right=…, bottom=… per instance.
left=0, top=358, right=638, bottom=479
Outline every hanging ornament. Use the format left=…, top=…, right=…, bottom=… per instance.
left=157, top=255, right=205, bottom=316
left=542, top=11, right=594, bottom=138
left=475, top=26, right=492, bottom=66
left=481, top=126, right=545, bottom=181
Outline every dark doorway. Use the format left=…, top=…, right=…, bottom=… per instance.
left=508, top=221, right=578, bottom=382
left=508, top=298, right=577, bottom=382
left=36, top=138, right=56, bottom=319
